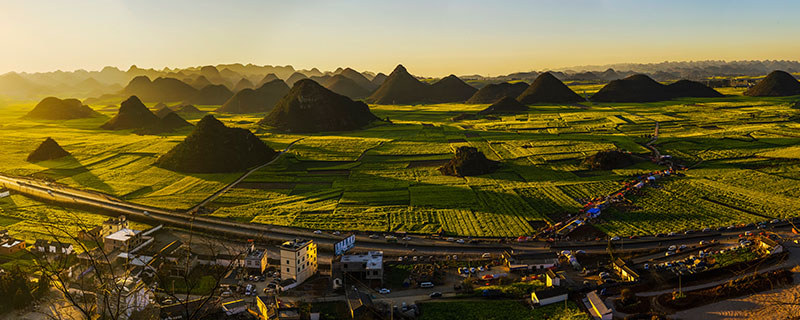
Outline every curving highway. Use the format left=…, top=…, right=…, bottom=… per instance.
left=2, top=173, right=795, bottom=257
left=0, top=174, right=535, bottom=255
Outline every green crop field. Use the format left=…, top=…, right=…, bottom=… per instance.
left=2, top=90, right=800, bottom=239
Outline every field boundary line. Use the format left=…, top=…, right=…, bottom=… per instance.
left=188, top=138, right=305, bottom=213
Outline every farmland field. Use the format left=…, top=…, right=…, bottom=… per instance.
left=1, top=90, right=800, bottom=240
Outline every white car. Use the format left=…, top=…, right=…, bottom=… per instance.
left=332, top=231, right=341, bottom=235
left=611, top=236, right=620, bottom=241
left=456, top=239, right=465, bottom=244
left=313, top=230, right=323, bottom=234
left=379, top=288, right=391, bottom=294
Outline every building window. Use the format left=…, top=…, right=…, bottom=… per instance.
left=286, top=268, right=289, bottom=272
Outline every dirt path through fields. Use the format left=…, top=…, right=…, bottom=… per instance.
left=189, top=138, right=304, bottom=212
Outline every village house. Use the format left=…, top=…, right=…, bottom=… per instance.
left=757, top=237, right=784, bottom=255
left=256, top=295, right=277, bottom=320
left=531, top=287, right=568, bottom=306
left=502, top=251, right=558, bottom=271
left=34, top=239, right=74, bottom=255
left=104, top=228, right=145, bottom=253
left=279, top=239, right=318, bottom=290
left=545, top=269, right=565, bottom=287
left=333, top=251, right=384, bottom=287
left=221, top=299, right=248, bottom=316
left=0, top=237, right=26, bottom=255
left=611, top=258, right=640, bottom=282
left=245, top=245, right=268, bottom=274
left=586, top=290, right=612, bottom=320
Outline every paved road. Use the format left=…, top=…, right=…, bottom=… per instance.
left=3, top=172, right=797, bottom=256
left=0, top=174, right=541, bottom=255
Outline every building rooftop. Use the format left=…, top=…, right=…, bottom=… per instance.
left=760, top=237, right=780, bottom=248
left=280, top=239, right=313, bottom=251
left=587, top=290, right=611, bottom=315
left=105, top=228, right=140, bottom=242
left=222, top=299, right=247, bottom=311
left=341, top=251, right=383, bottom=270
left=247, top=248, right=266, bottom=259
left=533, top=287, right=568, bottom=299
left=1, top=239, right=22, bottom=248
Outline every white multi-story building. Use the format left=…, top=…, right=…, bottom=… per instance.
left=279, top=239, right=317, bottom=289
left=340, top=251, right=383, bottom=283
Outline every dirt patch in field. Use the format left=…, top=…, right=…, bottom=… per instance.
left=234, top=182, right=296, bottom=189
left=422, top=123, right=434, bottom=127
left=526, top=220, right=549, bottom=230
left=573, top=170, right=602, bottom=178
left=567, top=223, right=608, bottom=241
left=464, top=132, right=480, bottom=138
left=716, top=105, right=753, bottom=110
left=407, top=159, right=450, bottom=168
left=447, top=138, right=467, bottom=143
left=307, top=170, right=350, bottom=176
left=701, top=125, right=721, bottom=130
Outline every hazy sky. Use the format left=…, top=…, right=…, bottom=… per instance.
left=2, top=0, right=800, bottom=77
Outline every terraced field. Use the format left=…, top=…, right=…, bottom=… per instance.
left=1, top=89, right=800, bottom=238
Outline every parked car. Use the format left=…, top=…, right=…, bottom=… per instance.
left=379, top=288, right=391, bottom=294
left=668, top=245, right=677, bottom=251
left=456, top=239, right=465, bottom=244
left=420, top=282, right=434, bottom=288
left=668, top=232, right=677, bottom=237
left=429, top=292, right=442, bottom=298
left=611, top=236, right=620, bottom=241
left=313, top=230, right=322, bottom=234
left=369, top=234, right=379, bottom=239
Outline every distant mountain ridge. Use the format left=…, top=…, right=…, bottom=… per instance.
left=3, top=60, right=800, bottom=100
